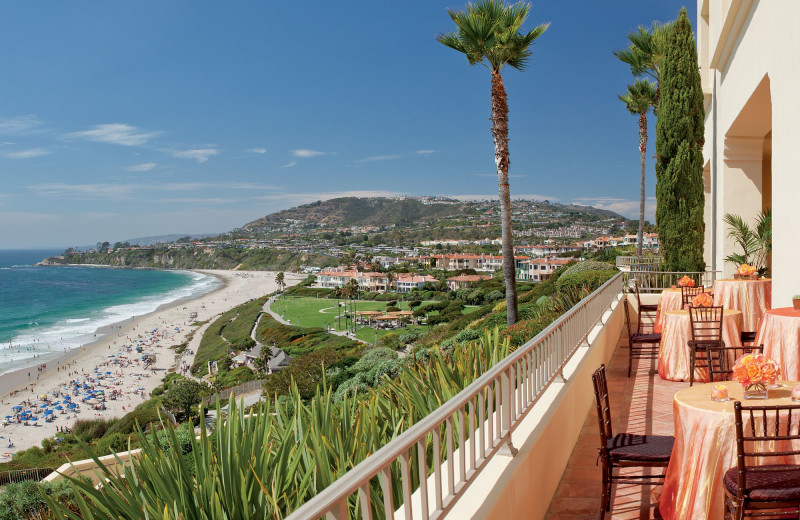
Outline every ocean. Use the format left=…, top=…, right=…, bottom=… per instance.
left=0, top=250, right=221, bottom=375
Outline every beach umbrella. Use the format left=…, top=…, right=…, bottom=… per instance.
left=55, top=406, right=63, bottom=410
left=30, top=417, right=38, bottom=421
left=43, top=410, right=53, bottom=415
left=4, top=416, right=12, bottom=419
left=11, top=406, right=22, bottom=410
left=105, top=371, right=111, bottom=375
left=68, top=403, right=76, bottom=409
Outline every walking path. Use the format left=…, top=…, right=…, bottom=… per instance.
left=263, top=295, right=369, bottom=345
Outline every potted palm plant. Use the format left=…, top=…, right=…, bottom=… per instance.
left=723, top=209, right=772, bottom=277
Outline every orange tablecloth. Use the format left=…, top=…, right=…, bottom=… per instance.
left=661, top=382, right=800, bottom=520
left=657, top=309, right=743, bottom=382
left=655, top=288, right=710, bottom=333
left=712, top=278, right=771, bottom=332
left=757, top=307, right=800, bottom=380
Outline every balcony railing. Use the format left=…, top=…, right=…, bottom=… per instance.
left=623, top=269, right=721, bottom=292
left=286, top=272, right=624, bottom=520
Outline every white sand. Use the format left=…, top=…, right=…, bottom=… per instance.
left=0, top=269, right=304, bottom=458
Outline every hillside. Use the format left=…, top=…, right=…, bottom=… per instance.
left=41, top=247, right=338, bottom=271
left=241, top=197, right=480, bottom=231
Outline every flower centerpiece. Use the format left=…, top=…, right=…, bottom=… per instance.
left=677, top=275, right=696, bottom=288
left=691, top=292, right=714, bottom=308
left=732, top=353, right=780, bottom=399
left=735, top=263, right=759, bottom=280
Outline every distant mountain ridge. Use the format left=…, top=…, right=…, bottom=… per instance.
left=241, top=197, right=481, bottom=231
left=240, top=196, right=629, bottom=233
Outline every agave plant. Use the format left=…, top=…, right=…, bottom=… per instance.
left=723, top=209, right=772, bottom=275
left=42, top=331, right=511, bottom=519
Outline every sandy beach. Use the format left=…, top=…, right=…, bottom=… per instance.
left=0, top=269, right=304, bottom=458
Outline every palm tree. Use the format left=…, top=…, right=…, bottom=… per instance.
left=614, top=21, right=672, bottom=110
left=723, top=209, right=772, bottom=275
left=619, top=79, right=657, bottom=257
left=438, top=0, right=548, bottom=326
left=275, top=271, right=285, bottom=292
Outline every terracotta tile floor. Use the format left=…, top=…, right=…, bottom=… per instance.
left=545, top=330, right=689, bottom=519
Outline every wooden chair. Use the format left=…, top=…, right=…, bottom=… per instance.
left=740, top=331, right=758, bottom=346
left=680, top=285, right=706, bottom=309
left=623, top=300, right=662, bottom=378
left=592, top=365, right=674, bottom=517
left=725, top=401, right=800, bottom=519
left=688, top=305, right=725, bottom=386
left=705, top=344, right=764, bottom=383
left=628, top=279, right=658, bottom=330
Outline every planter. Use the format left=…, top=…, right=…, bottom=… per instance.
left=794, top=299, right=800, bottom=311
left=734, top=274, right=759, bottom=280
left=743, top=383, right=769, bottom=400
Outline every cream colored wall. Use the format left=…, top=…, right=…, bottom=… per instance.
left=43, top=448, right=142, bottom=485
left=699, top=0, right=800, bottom=305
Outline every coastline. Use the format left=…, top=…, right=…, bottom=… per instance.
left=0, top=269, right=305, bottom=456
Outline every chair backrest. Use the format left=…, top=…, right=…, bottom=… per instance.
left=629, top=279, right=644, bottom=305
left=689, top=305, right=725, bottom=346
left=733, top=401, right=800, bottom=500
left=680, top=285, right=706, bottom=309
left=706, top=344, right=764, bottom=383
left=592, top=364, right=613, bottom=446
left=623, top=299, right=638, bottom=337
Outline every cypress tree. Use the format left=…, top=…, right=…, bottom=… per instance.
left=655, top=8, right=705, bottom=272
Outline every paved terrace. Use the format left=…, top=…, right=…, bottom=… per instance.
left=546, top=329, right=689, bottom=519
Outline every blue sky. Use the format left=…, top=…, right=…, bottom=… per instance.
left=0, top=1, right=696, bottom=248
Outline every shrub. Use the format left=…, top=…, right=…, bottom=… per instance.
left=408, top=300, right=422, bottom=309
left=0, top=479, right=77, bottom=520
left=485, top=290, right=504, bottom=302
left=385, top=305, right=401, bottom=313
left=560, top=260, right=615, bottom=277
left=556, top=269, right=617, bottom=293
left=454, top=328, right=481, bottom=343
left=351, top=348, right=398, bottom=372
left=398, top=331, right=419, bottom=344
left=93, top=432, right=131, bottom=455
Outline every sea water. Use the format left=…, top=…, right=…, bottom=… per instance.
left=0, top=250, right=221, bottom=375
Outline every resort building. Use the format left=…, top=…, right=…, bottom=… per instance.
left=698, top=0, right=799, bottom=306
left=315, top=269, right=389, bottom=293
left=394, top=273, right=439, bottom=293
left=517, top=257, right=572, bottom=282
left=445, top=273, right=492, bottom=291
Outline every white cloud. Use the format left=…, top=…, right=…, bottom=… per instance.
left=0, top=115, right=44, bottom=135
left=572, top=196, right=656, bottom=221
left=247, top=147, right=267, bottom=154
left=282, top=161, right=297, bottom=168
left=6, top=147, right=50, bottom=159
left=65, top=123, right=161, bottom=146
left=171, top=148, right=219, bottom=163
left=353, top=154, right=400, bottom=163
left=415, top=149, right=435, bottom=155
left=290, top=149, right=325, bottom=158
left=158, top=197, right=236, bottom=204
left=28, top=183, right=137, bottom=198
left=126, top=162, right=157, bottom=172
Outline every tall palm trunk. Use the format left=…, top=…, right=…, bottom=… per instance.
left=491, top=70, right=518, bottom=326
left=637, top=112, right=647, bottom=257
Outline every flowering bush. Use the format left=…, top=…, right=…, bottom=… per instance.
left=733, top=354, right=780, bottom=387
left=737, top=263, right=757, bottom=276
left=677, top=275, right=696, bottom=287
left=691, top=292, right=714, bottom=307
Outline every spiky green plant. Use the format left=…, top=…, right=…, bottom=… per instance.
left=43, top=331, right=510, bottom=519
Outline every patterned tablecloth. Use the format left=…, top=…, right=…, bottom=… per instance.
left=712, top=278, right=771, bottom=332
left=657, top=309, right=743, bottom=382
left=756, top=307, right=800, bottom=380
left=660, top=382, right=800, bottom=520
left=655, top=287, right=710, bottom=333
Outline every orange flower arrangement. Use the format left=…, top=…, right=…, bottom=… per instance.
left=737, top=263, right=757, bottom=276
left=677, top=275, right=695, bottom=288
left=691, top=292, right=714, bottom=307
left=733, top=354, right=780, bottom=387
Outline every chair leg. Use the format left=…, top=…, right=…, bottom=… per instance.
left=628, top=345, right=632, bottom=378
left=689, top=348, right=695, bottom=387
left=600, top=462, right=612, bottom=514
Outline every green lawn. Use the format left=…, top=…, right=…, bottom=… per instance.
left=270, top=296, right=432, bottom=342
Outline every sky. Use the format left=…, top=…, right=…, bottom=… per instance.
left=0, top=1, right=697, bottom=248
